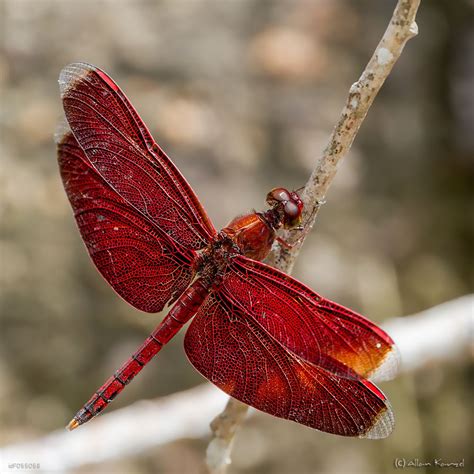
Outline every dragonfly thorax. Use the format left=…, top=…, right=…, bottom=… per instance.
left=219, top=212, right=274, bottom=261
left=215, top=189, right=303, bottom=262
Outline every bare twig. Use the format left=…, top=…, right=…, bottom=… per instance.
left=206, top=398, right=249, bottom=472
left=1, top=295, right=471, bottom=473
left=207, top=1, right=421, bottom=471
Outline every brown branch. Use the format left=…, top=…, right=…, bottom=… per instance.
left=207, top=1, right=421, bottom=472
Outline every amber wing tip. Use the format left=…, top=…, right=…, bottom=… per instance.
left=66, top=418, right=80, bottom=431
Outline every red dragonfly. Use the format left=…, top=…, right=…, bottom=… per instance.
left=56, top=63, right=399, bottom=438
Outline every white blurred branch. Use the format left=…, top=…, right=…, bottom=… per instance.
left=1, top=295, right=472, bottom=473
left=0, top=384, right=229, bottom=473
left=383, top=295, right=473, bottom=372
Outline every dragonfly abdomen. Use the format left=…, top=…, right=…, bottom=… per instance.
left=67, top=279, right=209, bottom=430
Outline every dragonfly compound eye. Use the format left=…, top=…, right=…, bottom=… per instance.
left=266, top=187, right=291, bottom=206
left=282, top=201, right=300, bottom=227
left=284, top=201, right=299, bottom=217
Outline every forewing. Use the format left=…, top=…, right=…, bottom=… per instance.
left=59, top=62, right=216, bottom=252
left=57, top=125, right=195, bottom=313
left=218, top=256, right=399, bottom=382
left=184, top=292, right=394, bottom=438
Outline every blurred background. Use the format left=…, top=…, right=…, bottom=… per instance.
left=1, top=0, right=472, bottom=473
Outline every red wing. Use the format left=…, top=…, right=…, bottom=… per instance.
left=56, top=124, right=195, bottom=313
left=59, top=63, right=216, bottom=252
left=184, top=292, right=394, bottom=438
left=217, top=256, right=399, bottom=382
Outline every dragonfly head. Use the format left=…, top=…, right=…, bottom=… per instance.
left=266, top=188, right=304, bottom=229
